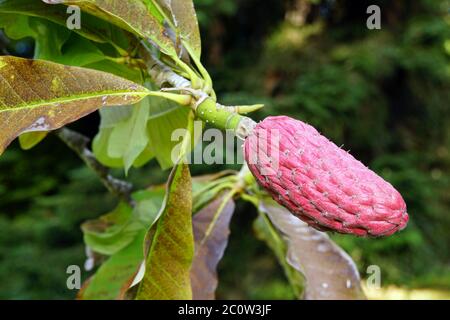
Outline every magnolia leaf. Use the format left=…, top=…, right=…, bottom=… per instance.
left=0, top=10, right=106, bottom=67
left=0, top=0, right=124, bottom=43
left=82, top=202, right=143, bottom=256
left=0, top=14, right=71, bottom=61
left=253, top=214, right=304, bottom=298
left=42, top=0, right=177, bottom=57
left=156, top=0, right=202, bottom=58
left=18, top=132, right=48, bottom=150
left=85, top=59, right=144, bottom=84
left=82, top=190, right=165, bottom=256
left=92, top=127, right=124, bottom=168
left=132, top=188, right=166, bottom=226
left=94, top=84, right=195, bottom=170
left=99, top=105, right=133, bottom=129
left=191, top=190, right=235, bottom=300
left=78, top=229, right=146, bottom=300
left=0, top=14, right=34, bottom=40
left=93, top=105, right=142, bottom=169
left=0, top=56, right=149, bottom=155
left=147, top=101, right=192, bottom=169
left=55, top=34, right=106, bottom=67
left=259, top=199, right=366, bottom=300
left=108, top=100, right=150, bottom=173
left=136, top=163, right=194, bottom=300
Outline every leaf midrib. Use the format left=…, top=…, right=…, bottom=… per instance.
left=0, top=89, right=150, bottom=113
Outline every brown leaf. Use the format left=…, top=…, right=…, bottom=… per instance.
left=0, top=56, right=148, bottom=155
left=135, top=163, right=194, bottom=300
left=191, top=191, right=235, bottom=300
left=260, top=199, right=366, bottom=300
left=157, top=0, right=202, bottom=58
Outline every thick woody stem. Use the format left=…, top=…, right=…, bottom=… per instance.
left=55, top=128, right=134, bottom=206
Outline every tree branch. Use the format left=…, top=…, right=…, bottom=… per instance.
left=55, top=127, right=134, bottom=206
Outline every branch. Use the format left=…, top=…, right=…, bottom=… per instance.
left=139, top=41, right=257, bottom=138
left=55, top=127, right=134, bottom=206
left=139, top=41, right=191, bottom=89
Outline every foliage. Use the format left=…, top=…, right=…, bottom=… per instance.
left=0, top=0, right=448, bottom=300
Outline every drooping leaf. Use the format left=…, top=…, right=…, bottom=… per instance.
left=42, top=0, right=177, bottom=57
left=94, top=93, right=194, bottom=170
left=18, top=132, right=48, bottom=150
left=146, top=99, right=192, bottom=169
left=99, top=105, right=134, bottom=128
left=0, top=56, right=149, bottom=155
left=259, top=199, right=366, bottom=300
left=108, top=100, right=150, bottom=173
left=253, top=213, right=304, bottom=298
left=156, top=0, right=202, bottom=58
left=136, top=163, right=194, bottom=300
left=93, top=105, right=132, bottom=166
left=191, top=190, right=235, bottom=300
left=92, top=127, right=124, bottom=168
left=78, top=229, right=146, bottom=300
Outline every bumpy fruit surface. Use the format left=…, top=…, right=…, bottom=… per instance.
left=244, top=116, right=408, bottom=236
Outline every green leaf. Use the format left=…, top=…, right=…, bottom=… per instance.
left=108, top=100, right=150, bottom=173
left=79, top=229, right=146, bottom=300
left=136, top=163, right=194, bottom=300
left=18, top=132, right=48, bottom=150
left=191, top=190, right=235, bottom=300
left=259, top=199, right=366, bottom=300
left=92, top=127, right=124, bottom=168
left=0, top=10, right=105, bottom=66
left=55, top=34, right=106, bottom=67
left=29, top=18, right=72, bottom=61
left=147, top=97, right=193, bottom=169
left=43, top=0, right=177, bottom=57
left=155, top=0, right=202, bottom=58
left=82, top=189, right=165, bottom=256
left=94, top=94, right=194, bottom=170
left=0, top=13, right=36, bottom=40
left=0, top=14, right=71, bottom=61
left=0, top=56, right=149, bottom=155
left=132, top=188, right=166, bottom=226
left=85, top=59, right=144, bottom=83
left=0, top=0, right=125, bottom=43
left=82, top=202, right=142, bottom=256
left=99, top=105, right=133, bottom=128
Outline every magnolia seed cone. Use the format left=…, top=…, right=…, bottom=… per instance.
left=244, top=116, right=408, bottom=237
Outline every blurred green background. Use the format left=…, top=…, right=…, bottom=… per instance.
left=0, top=0, right=449, bottom=299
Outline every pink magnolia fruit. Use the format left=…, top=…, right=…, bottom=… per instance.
left=244, top=116, right=408, bottom=237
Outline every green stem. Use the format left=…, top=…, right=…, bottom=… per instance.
left=182, top=40, right=215, bottom=98
left=172, top=55, right=203, bottom=89
left=147, top=91, right=192, bottom=105
left=195, top=97, right=256, bottom=139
